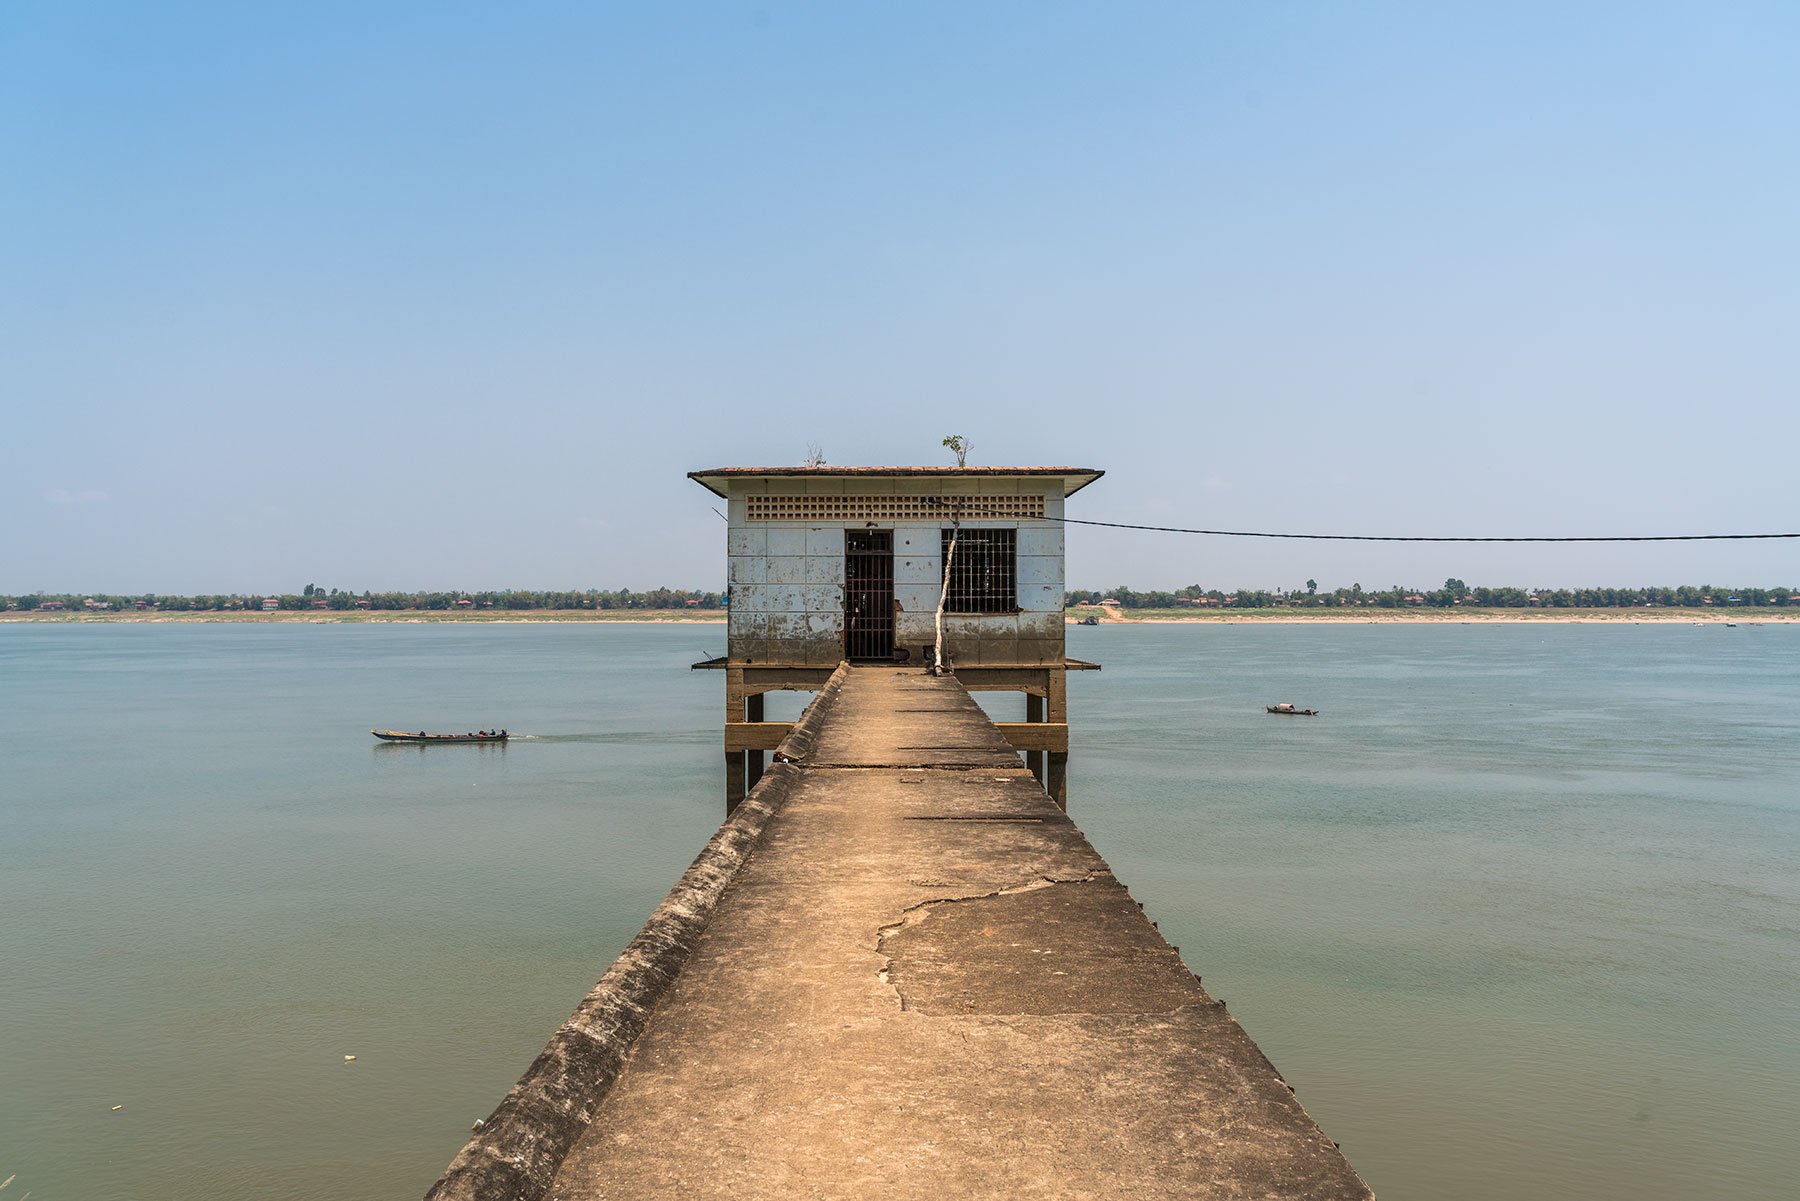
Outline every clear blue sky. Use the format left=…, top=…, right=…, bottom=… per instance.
left=5, top=2, right=1795, bottom=594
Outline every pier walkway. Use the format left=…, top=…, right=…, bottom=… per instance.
left=431, top=665, right=1370, bottom=1200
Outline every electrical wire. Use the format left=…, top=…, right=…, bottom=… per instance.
left=933, top=500, right=1797, bottom=543
left=1050, top=517, right=1798, bottom=542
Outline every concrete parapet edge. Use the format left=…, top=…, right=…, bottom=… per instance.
left=769, top=660, right=848, bottom=764
left=422, top=670, right=850, bottom=1201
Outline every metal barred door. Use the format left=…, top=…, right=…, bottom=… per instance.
left=844, top=529, right=894, bottom=660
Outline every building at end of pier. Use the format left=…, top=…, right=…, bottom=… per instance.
left=688, top=464, right=1104, bottom=809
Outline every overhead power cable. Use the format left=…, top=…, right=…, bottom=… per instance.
left=1050, top=517, right=1798, bottom=543
left=932, top=500, right=1797, bottom=543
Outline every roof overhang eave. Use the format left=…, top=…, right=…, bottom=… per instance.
left=687, top=467, right=1104, bottom=499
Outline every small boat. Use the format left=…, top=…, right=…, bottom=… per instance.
left=1078, top=615, right=1100, bottom=625
left=1266, top=703, right=1318, bottom=716
left=373, top=729, right=508, bottom=743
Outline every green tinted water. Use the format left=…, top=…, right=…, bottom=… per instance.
left=2, top=623, right=1796, bottom=1199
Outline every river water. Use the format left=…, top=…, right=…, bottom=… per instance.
left=2, top=622, right=1796, bottom=1199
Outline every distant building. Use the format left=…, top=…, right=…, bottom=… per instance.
left=41, top=599, right=66, bottom=611
left=453, top=598, right=474, bottom=607
left=262, top=597, right=280, bottom=611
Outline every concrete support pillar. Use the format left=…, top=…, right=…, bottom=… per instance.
left=725, top=751, right=747, bottom=813
left=1047, top=752, right=1068, bottom=812
left=725, top=666, right=748, bottom=813
left=1024, top=692, right=1045, bottom=785
left=1047, top=667, right=1068, bottom=723
left=746, top=693, right=765, bottom=789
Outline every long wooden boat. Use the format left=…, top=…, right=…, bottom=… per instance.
left=373, top=729, right=508, bottom=744
left=1265, top=704, right=1319, bottom=716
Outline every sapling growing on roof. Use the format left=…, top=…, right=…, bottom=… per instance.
left=933, top=437, right=971, bottom=674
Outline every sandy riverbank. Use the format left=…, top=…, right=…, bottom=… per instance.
left=1071, top=608, right=1798, bottom=625
left=6, top=607, right=1795, bottom=626
left=0, top=609, right=730, bottom=624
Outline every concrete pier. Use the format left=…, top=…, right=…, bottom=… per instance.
left=429, top=666, right=1370, bottom=1200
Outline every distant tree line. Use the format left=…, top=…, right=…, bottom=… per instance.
left=3, top=586, right=724, bottom=612
left=10, top=580, right=1797, bottom=613
left=1068, top=580, right=1798, bottom=609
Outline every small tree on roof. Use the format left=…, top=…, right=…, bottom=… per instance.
left=933, top=436, right=971, bottom=673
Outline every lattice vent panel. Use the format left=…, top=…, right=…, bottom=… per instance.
left=746, top=494, right=1044, bottom=522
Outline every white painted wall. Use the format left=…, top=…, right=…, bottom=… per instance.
left=721, top=475, right=1067, bottom=666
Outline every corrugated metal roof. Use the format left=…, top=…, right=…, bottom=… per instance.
left=688, top=466, right=1104, bottom=498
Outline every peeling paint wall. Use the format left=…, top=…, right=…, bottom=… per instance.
left=723, top=474, right=1067, bottom=667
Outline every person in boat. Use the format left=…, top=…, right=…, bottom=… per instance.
left=499, top=728, right=506, bottom=738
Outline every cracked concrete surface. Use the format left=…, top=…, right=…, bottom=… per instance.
left=878, top=876, right=1208, bottom=1017
left=547, top=667, right=1371, bottom=1200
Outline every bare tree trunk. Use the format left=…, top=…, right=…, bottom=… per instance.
left=933, top=510, right=959, bottom=675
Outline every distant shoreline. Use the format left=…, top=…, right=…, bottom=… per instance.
left=4, top=607, right=1795, bottom=626
left=1086, top=610, right=1798, bottom=625
left=0, top=609, right=730, bottom=624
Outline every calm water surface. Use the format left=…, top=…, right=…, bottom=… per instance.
left=2, top=622, right=1796, bottom=1199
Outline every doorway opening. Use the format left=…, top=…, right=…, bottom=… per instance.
left=844, top=529, right=894, bottom=661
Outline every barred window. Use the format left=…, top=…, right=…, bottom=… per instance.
left=941, top=528, right=1017, bottom=613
